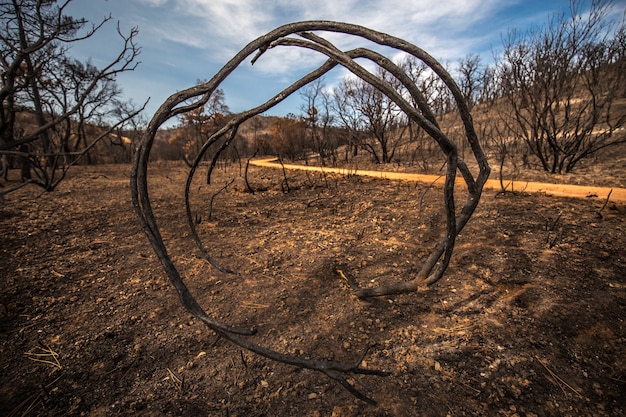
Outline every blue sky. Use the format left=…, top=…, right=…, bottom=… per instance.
left=64, top=0, right=624, bottom=127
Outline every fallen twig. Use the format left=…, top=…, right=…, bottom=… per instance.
left=208, top=179, right=235, bottom=220
left=24, top=343, right=62, bottom=369
left=535, top=356, right=582, bottom=398
left=7, top=376, right=62, bottom=417
left=166, top=368, right=185, bottom=392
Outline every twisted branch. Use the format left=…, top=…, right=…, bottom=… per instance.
left=131, top=20, right=490, bottom=404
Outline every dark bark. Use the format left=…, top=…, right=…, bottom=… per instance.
left=131, top=20, right=490, bottom=403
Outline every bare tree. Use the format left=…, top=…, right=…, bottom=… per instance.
left=477, top=64, right=500, bottom=105
left=299, top=78, right=339, bottom=165
left=318, top=87, right=340, bottom=163
left=0, top=0, right=144, bottom=191
left=407, top=59, right=455, bottom=117
left=397, top=56, right=460, bottom=168
left=497, top=0, right=626, bottom=174
left=102, top=107, right=148, bottom=164
left=333, top=67, right=407, bottom=164
left=131, top=21, right=490, bottom=403
left=269, top=112, right=307, bottom=160
left=169, top=88, right=230, bottom=167
left=299, top=78, right=323, bottom=163
left=331, top=79, right=366, bottom=162
left=457, top=53, right=483, bottom=109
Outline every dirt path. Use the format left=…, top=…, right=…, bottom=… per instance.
left=250, top=157, right=626, bottom=202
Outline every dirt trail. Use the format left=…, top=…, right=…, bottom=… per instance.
left=250, top=157, right=625, bottom=202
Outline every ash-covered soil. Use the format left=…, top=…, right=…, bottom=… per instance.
left=1, top=161, right=624, bottom=416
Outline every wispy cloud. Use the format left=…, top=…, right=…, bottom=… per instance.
left=64, top=0, right=578, bottom=121
left=136, top=0, right=169, bottom=6
left=135, top=0, right=516, bottom=76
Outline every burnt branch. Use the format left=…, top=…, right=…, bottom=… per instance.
left=131, top=20, right=489, bottom=404
left=276, top=154, right=291, bottom=193
left=596, top=189, right=613, bottom=219
left=244, top=148, right=259, bottom=194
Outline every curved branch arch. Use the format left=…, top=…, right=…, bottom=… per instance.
left=131, top=21, right=490, bottom=404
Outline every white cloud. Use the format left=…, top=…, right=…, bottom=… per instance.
left=174, top=0, right=275, bottom=52
left=65, top=0, right=575, bottom=121
left=133, top=0, right=512, bottom=75
left=136, top=0, right=169, bottom=6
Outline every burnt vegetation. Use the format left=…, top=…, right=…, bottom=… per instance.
left=2, top=1, right=624, bottom=194
left=1, top=0, right=625, bottom=415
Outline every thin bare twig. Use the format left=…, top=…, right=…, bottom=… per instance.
left=24, top=343, right=62, bottom=369
left=208, top=179, right=235, bottom=220
left=6, top=376, right=62, bottom=417
left=536, top=356, right=583, bottom=398
left=276, top=155, right=291, bottom=193
left=418, top=175, right=442, bottom=216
